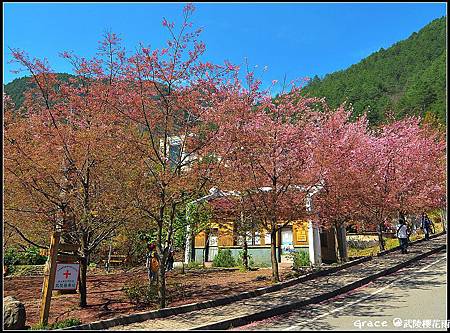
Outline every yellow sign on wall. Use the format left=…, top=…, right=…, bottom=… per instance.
left=294, top=221, right=308, bottom=245
left=297, top=228, right=307, bottom=242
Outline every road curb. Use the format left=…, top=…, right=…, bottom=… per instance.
left=190, top=242, right=446, bottom=330
left=61, top=257, right=370, bottom=330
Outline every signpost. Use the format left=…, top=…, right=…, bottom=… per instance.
left=39, top=231, right=80, bottom=326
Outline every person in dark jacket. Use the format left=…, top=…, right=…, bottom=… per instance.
left=421, top=212, right=434, bottom=240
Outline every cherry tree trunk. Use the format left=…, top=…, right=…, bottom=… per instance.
left=157, top=257, right=167, bottom=308
left=270, top=229, right=280, bottom=282
left=78, top=230, right=90, bottom=308
left=377, top=223, right=385, bottom=252
left=334, top=224, right=348, bottom=262
left=242, top=240, right=249, bottom=270
left=78, top=255, right=88, bottom=308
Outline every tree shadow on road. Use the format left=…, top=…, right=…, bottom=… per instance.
left=243, top=260, right=446, bottom=331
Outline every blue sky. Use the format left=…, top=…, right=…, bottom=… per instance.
left=3, top=2, right=447, bottom=89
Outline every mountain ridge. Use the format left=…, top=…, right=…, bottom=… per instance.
left=301, top=16, right=447, bottom=126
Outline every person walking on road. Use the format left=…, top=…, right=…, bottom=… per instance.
left=421, top=212, right=434, bottom=240
left=397, top=219, right=409, bottom=254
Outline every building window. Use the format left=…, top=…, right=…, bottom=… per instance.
left=254, top=231, right=261, bottom=245
left=209, top=229, right=218, bottom=247
left=237, top=231, right=262, bottom=246
left=265, top=232, right=271, bottom=245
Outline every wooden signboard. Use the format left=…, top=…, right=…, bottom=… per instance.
left=40, top=243, right=80, bottom=256
left=59, top=243, right=81, bottom=252
left=39, top=232, right=80, bottom=326
left=57, top=254, right=80, bottom=262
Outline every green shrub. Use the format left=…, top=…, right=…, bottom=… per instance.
left=212, top=249, right=236, bottom=268
left=123, top=279, right=158, bottom=305
left=30, top=323, right=48, bottom=330
left=237, top=250, right=254, bottom=270
left=4, top=248, right=21, bottom=266
left=31, top=318, right=81, bottom=330
left=52, top=318, right=82, bottom=329
left=21, top=246, right=47, bottom=265
left=4, top=246, right=47, bottom=267
left=186, top=261, right=203, bottom=269
left=291, top=251, right=310, bottom=270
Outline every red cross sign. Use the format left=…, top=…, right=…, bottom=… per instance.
left=54, top=263, right=79, bottom=290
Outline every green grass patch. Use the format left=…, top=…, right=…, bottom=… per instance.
left=30, top=318, right=81, bottom=330
left=186, top=261, right=203, bottom=269
left=348, top=237, right=399, bottom=257
left=348, top=230, right=437, bottom=258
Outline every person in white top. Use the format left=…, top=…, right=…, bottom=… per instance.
left=397, top=219, right=409, bottom=254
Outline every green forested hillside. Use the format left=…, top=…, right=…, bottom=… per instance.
left=4, top=73, right=74, bottom=109
left=4, top=76, right=33, bottom=109
left=302, top=16, right=447, bottom=126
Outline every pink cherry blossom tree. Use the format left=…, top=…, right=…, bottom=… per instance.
left=5, top=35, right=135, bottom=308
left=312, top=105, right=372, bottom=261
left=103, top=4, right=238, bottom=308
left=214, top=73, right=323, bottom=282
left=356, top=116, right=446, bottom=251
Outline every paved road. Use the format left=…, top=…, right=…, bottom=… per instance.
left=108, top=236, right=446, bottom=331
left=234, top=250, right=447, bottom=331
